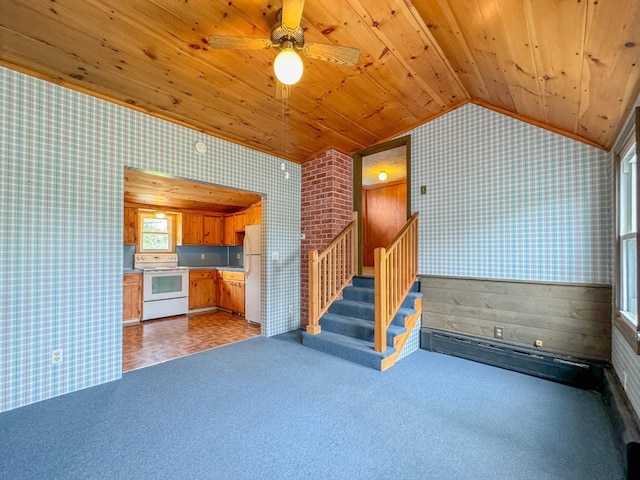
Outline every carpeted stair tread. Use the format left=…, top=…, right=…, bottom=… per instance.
left=320, top=312, right=406, bottom=344
left=301, top=330, right=395, bottom=370
left=329, top=299, right=417, bottom=326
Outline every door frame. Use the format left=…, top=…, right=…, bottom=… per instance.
left=353, top=135, right=411, bottom=276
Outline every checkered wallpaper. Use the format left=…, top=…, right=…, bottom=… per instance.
left=0, top=66, right=301, bottom=412
left=410, top=104, right=612, bottom=284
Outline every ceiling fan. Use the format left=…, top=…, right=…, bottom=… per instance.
left=207, top=0, right=361, bottom=99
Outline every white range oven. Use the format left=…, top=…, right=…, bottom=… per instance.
left=134, top=254, right=189, bottom=321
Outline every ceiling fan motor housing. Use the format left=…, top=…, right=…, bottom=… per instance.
left=271, top=23, right=305, bottom=50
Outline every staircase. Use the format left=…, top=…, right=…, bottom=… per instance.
left=302, top=277, right=422, bottom=371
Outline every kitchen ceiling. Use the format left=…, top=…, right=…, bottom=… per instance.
left=124, top=169, right=261, bottom=213
left=2, top=1, right=639, bottom=164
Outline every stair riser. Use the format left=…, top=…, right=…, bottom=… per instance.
left=344, top=287, right=421, bottom=310
left=352, top=277, right=421, bottom=293
left=302, top=334, right=385, bottom=371
left=320, top=316, right=399, bottom=345
left=329, top=301, right=414, bottom=327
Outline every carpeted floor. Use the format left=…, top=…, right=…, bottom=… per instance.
left=0, top=330, right=624, bottom=479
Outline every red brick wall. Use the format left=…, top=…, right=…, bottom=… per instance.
left=300, top=149, right=353, bottom=326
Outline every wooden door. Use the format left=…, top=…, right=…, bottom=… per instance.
left=362, top=180, right=407, bottom=266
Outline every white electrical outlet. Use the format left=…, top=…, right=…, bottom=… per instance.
left=52, top=349, right=63, bottom=364
left=200, top=253, right=205, bottom=260
left=289, top=305, right=293, bottom=313
left=272, top=252, right=279, bottom=261
left=623, top=372, right=628, bottom=391
left=236, top=253, right=241, bottom=259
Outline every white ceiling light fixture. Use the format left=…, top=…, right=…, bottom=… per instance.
left=274, top=41, right=304, bottom=85
left=378, top=170, right=388, bottom=181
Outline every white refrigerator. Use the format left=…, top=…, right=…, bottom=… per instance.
left=243, top=224, right=261, bottom=324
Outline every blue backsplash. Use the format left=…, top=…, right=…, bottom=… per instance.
left=176, top=245, right=243, bottom=267
left=123, top=245, right=243, bottom=269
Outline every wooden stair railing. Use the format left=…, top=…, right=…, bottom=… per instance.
left=307, top=213, right=358, bottom=335
left=374, top=213, right=419, bottom=353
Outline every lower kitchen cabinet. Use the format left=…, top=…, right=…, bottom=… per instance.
left=217, top=270, right=245, bottom=315
left=123, top=273, right=142, bottom=323
left=189, top=270, right=217, bottom=310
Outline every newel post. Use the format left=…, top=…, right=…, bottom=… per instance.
left=306, top=250, right=321, bottom=334
left=374, top=247, right=387, bottom=353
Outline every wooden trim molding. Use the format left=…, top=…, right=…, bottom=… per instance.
left=614, top=315, right=640, bottom=355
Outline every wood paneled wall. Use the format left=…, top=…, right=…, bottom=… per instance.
left=362, top=180, right=406, bottom=266
left=421, top=276, right=612, bottom=361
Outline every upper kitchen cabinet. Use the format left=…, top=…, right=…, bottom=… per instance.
left=182, top=213, right=204, bottom=245
left=124, top=207, right=137, bottom=244
left=183, top=213, right=224, bottom=246
left=246, top=203, right=262, bottom=226
left=203, top=216, right=223, bottom=245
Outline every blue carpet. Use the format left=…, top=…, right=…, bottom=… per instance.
left=0, top=330, right=624, bottom=479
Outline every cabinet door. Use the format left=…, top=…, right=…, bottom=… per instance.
left=248, top=204, right=262, bottom=225
left=222, top=216, right=235, bottom=246
left=183, top=214, right=204, bottom=245
left=123, top=274, right=142, bottom=321
left=230, top=281, right=245, bottom=315
left=189, top=270, right=216, bottom=310
left=233, top=212, right=246, bottom=233
left=203, top=216, right=223, bottom=245
left=124, top=207, right=137, bottom=244
left=217, top=279, right=233, bottom=310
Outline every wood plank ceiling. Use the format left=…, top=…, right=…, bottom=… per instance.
left=1, top=0, right=640, bottom=164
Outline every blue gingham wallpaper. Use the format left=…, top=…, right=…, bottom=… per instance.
left=0, top=66, right=301, bottom=412
left=410, top=104, right=612, bottom=284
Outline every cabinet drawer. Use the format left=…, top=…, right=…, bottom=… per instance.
left=123, top=273, right=142, bottom=285
left=189, top=270, right=216, bottom=280
left=220, top=270, right=244, bottom=281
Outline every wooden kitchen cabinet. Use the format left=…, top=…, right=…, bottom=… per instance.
left=217, top=270, right=245, bottom=314
left=203, top=216, right=223, bottom=245
left=246, top=203, right=262, bottom=225
left=222, top=215, right=236, bottom=246
left=123, top=207, right=137, bottom=244
left=123, top=273, right=142, bottom=322
left=182, top=213, right=204, bottom=245
left=189, top=269, right=217, bottom=310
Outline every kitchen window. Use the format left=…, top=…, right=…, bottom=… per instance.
left=619, top=132, right=638, bottom=326
left=139, top=212, right=175, bottom=252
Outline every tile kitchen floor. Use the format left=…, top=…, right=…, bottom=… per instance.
left=122, top=310, right=261, bottom=372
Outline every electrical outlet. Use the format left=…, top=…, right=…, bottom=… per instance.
left=272, top=252, right=279, bottom=261
left=52, top=349, right=63, bottom=364
left=420, top=185, right=427, bottom=195
left=236, top=253, right=241, bottom=259
left=534, top=339, right=543, bottom=348
left=289, top=304, right=293, bottom=313
left=494, top=326, right=503, bottom=339
left=200, top=253, right=205, bottom=260
left=623, top=372, right=628, bottom=391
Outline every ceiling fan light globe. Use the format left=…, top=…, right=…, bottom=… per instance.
left=274, top=48, right=304, bottom=85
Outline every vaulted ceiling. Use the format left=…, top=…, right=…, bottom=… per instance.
left=2, top=0, right=639, bottom=164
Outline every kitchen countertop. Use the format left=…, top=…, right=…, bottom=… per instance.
left=187, top=266, right=244, bottom=272
left=123, top=268, right=142, bottom=274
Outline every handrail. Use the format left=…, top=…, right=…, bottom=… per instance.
left=374, top=213, right=419, bottom=353
left=307, top=212, right=358, bottom=334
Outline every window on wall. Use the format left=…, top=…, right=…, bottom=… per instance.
left=619, top=137, right=638, bottom=326
left=139, top=212, right=175, bottom=252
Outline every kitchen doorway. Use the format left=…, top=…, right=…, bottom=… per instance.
left=353, top=136, right=411, bottom=276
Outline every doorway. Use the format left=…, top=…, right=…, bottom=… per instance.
left=353, top=136, right=411, bottom=275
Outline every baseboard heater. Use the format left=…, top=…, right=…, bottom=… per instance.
left=421, top=328, right=605, bottom=392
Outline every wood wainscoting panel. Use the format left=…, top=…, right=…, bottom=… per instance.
left=420, top=276, right=612, bottom=361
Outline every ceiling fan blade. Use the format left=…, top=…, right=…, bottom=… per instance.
left=207, top=35, right=272, bottom=50
left=302, top=43, right=360, bottom=66
left=276, top=80, right=291, bottom=100
left=281, top=0, right=305, bottom=31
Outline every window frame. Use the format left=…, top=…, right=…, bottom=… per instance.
left=615, top=107, right=640, bottom=354
left=138, top=211, right=175, bottom=253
